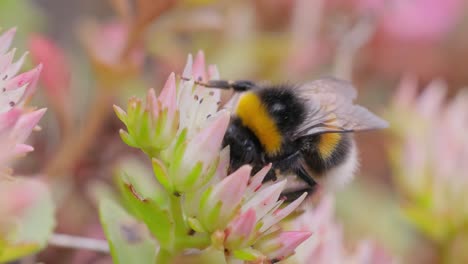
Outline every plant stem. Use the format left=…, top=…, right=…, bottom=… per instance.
left=48, top=233, right=110, bottom=253
left=43, top=88, right=113, bottom=179
left=168, top=194, right=191, bottom=252
left=155, top=249, right=173, bottom=264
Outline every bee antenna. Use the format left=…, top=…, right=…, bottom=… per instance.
left=178, top=74, right=212, bottom=87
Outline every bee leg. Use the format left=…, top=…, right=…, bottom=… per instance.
left=282, top=187, right=314, bottom=202
left=295, top=165, right=317, bottom=190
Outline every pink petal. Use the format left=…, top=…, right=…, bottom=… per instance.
left=0, top=28, right=16, bottom=54
left=5, top=64, right=42, bottom=100
left=145, top=88, right=159, bottom=119
left=0, top=86, right=26, bottom=113
left=393, top=74, right=418, bottom=108
left=379, top=0, right=463, bottom=41
left=183, top=111, right=230, bottom=168
left=310, top=195, right=335, bottom=227
left=213, top=146, right=230, bottom=182
left=245, top=164, right=272, bottom=199
left=207, top=64, right=220, bottom=80
left=226, top=209, right=257, bottom=247
left=23, top=64, right=42, bottom=99
left=158, top=72, right=177, bottom=115
left=0, top=178, right=48, bottom=217
left=1, top=52, right=28, bottom=85
left=0, top=108, right=22, bottom=132
left=13, top=143, right=34, bottom=155
left=29, top=34, right=71, bottom=98
left=81, top=21, right=143, bottom=67
left=210, top=165, right=251, bottom=218
left=182, top=53, right=193, bottom=78
left=416, top=79, right=446, bottom=119
left=0, top=48, right=16, bottom=73
left=276, top=231, right=312, bottom=258
left=257, top=231, right=312, bottom=261
left=192, top=50, right=207, bottom=81
left=260, top=192, right=307, bottom=232
left=242, top=179, right=287, bottom=222
left=306, top=225, right=344, bottom=263
left=11, top=108, right=46, bottom=144
left=0, top=65, right=42, bottom=110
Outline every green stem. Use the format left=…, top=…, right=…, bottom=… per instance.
left=175, top=233, right=211, bottom=250
left=155, top=249, right=173, bottom=264
left=168, top=194, right=190, bottom=252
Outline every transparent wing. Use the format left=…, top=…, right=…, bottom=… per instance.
left=292, top=78, right=388, bottom=139
left=300, top=77, right=358, bottom=101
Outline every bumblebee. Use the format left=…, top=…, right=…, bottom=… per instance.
left=185, top=77, right=388, bottom=198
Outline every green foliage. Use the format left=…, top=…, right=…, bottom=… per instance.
left=99, top=199, right=158, bottom=264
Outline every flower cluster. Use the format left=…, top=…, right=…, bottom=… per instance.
left=0, top=28, right=44, bottom=172
left=111, top=51, right=310, bottom=263
left=287, top=195, right=395, bottom=264
left=0, top=28, right=53, bottom=262
left=388, top=76, right=468, bottom=258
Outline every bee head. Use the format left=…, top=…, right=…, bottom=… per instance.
left=223, top=118, right=263, bottom=172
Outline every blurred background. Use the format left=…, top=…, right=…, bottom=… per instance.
left=2, top=0, right=468, bottom=263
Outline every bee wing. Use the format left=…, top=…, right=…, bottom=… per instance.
left=292, top=78, right=388, bottom=138
left=300, top=77, right=358, bottom=101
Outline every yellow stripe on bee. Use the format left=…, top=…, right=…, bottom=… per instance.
left=235, top=92, right=282, bottom=155
left=318, top=133, right=342, bottom=159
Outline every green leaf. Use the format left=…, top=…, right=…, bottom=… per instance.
left=232, top=248, right=263, bottom=261
left=0, top=179, right=55, bottom=262
left=99, top=199, right=158, bottom=264
left=119, top=180, right=173, bottom=248
left=152, top=158, right=173, bottom=192
left=177, top=161, right=203, bottom=192
left=187, top=217, right=206, bottom=233
left=117, top=158, right=168, bottom=206
left=113, top=105, right=128, bottom=125
left=119, top=130, right=139, bottom=148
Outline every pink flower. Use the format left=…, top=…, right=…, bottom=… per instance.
left=201, top=163, right=309, bottom=262
left=290, top=195, right=394, bottom=264
left=390, top=77, right=468, bottom=241
left=255, top=230, right=312, bottom=261
left=0, top=178, right=49, bottom=227
left=29, top=34, right=70, bottom=101
left=358, top=0, right=464, bottom=41
left=114, top=52, right=311, bottom=263
left=79, top=21, right=144, bottom=84
left=0, top=29, right=42, bottom=113
left=0, top=28, right=45, bottom=170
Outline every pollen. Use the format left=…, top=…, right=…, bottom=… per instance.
left=318, top=133, right=341, bottom=159
left=236, top=92, right=282, bottom=155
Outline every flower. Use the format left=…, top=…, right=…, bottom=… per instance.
left=0, top=178, right=49, bottom=236
left=388, top=77, right=468, bottom=243
left=29, top=34, right=70, bottom=101
left=357, top=0, right=464, bottom=41
left=79, top=21, right=144, bottom=85
left=29, top=34, right=71, bottom=126
left=0, top=27, right=54, bottom=263
left=288, top=195, right=394, bottom=264
left=0, top=28, right=45, bottom=172
left=0, top=28, right=42, bottom=112
left=111, top=51, right=311, bottom=263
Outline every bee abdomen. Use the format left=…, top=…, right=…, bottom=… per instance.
left=301, top=133, right=351, bottom=174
